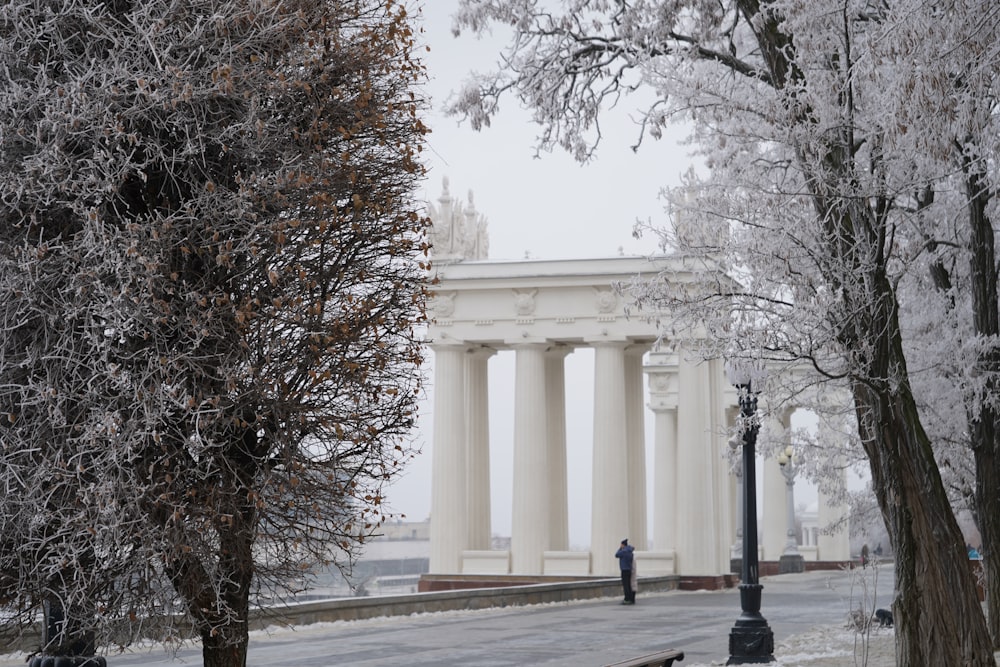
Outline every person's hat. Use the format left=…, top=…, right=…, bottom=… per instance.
left=621, top=538, right=628, bottom=545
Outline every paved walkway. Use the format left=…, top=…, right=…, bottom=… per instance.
left=1, top=567, right=899, bottom=666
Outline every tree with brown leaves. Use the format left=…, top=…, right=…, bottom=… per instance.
left=0, top=1, right=429, bottom=665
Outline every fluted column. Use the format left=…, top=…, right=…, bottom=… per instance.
left=720, top=402, right=740, bottom=563
left=674, top=347, right=717, bottom=575
left=708, top=358, right=734, bottom=574
left=590, top=341, right=629, bottom=575
left=731, top=453, right=743, bottom=562
left=546, top=346, right=571, bottom=552
left=465, top=346, right=495, bottom=551
left=429, top=344, right=469, bottom=573
left=762, top=410, right=791, bottom=561
left=645, top=349, right=678, bottom=552
left=816, top=394, right=853, bottom=561
left=625, top=346, right=649, bottom=550
left=818, top=450, right=851, bottom=561
left=818, top=488, right=851, bottom=561
left=511, top=343, right=550, bottom=574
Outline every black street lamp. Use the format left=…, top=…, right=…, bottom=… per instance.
left=726, top=366, right=774, bottom=665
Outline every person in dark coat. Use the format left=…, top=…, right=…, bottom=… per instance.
left=615, top=539, right=636, bottom=604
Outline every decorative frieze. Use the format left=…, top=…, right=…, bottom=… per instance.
left=427, top=291, right=456, bottom=319
left=512, top=289, right=537, bottom=316
left=594, top=287, right=618, bottom=313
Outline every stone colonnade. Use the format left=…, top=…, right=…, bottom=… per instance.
left=426, top=255, right=850, bottom=579
left=429, top=339, right=733, bottom=577
left=430, top=340, right=673, bottom=576
left=426, top=255, right=739, bottom=578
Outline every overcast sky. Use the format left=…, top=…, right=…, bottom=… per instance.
left=414, top=3, right=692, bottom=261
left=382, top=3, right=818, bottom=549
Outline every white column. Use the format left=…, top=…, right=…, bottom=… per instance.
left=511, top=343, right=550, bottom=574
left=625, top=346, right=648, bottom=550
left=674, top=348, right=718, bottom=575
left=818, top=459, right=851, bottom=561
left=731, top=456, right=743, bottom=561
left=546, top=346, right=571, bottom=552
left=726, top=405, right=742, bottom=561
left=780, top=459, right=800, bottom=555
left=652, top=407, right=678, bottom=552
left=708, top=358, right=734, bottom=574
left=465, top=347, right=495, bottom=551
left=590, top=341, right=629, bottom=575
left=762, top=410, right=790, bottom=561
left=645, top=349, right=678, bottom=553
left=816, top=395, right=853, bottom=561
left=429, top=344, right=469, bottom=574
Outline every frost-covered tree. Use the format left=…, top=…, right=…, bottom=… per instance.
left=876, top=5, right=1000, bottom=646
left=0, top=1, right=428, bottom=666
left=446, top=0, right=999, bottom=664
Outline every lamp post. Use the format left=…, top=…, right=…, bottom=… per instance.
left=726, top=364, right=774, bottom=665
left=777, top=446, right=805, bottom=574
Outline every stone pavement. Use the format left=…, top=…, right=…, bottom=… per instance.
left=0, top=567, right=900, bottom=666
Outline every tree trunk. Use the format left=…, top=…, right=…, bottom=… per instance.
left=851, top=276, right=995, bottom=666
left=199, top=463, right=256, bottom=667
left=973, top=418, right=1000, bottom=648
left=962, top=155, right=1000, bottom=648
left=164, top=461, right=256, bottom=667
left=202, top=626, right=249, bottom=667
left=195, top=527, right=253, bottom=667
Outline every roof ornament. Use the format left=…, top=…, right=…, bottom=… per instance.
left=428, top=176, right=490, bottom=263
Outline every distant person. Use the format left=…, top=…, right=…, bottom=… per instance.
left=615, top=539, right=635, bottom=605
left=968, top=544, right=981, bottom=559
left=861, top=543, right=870, bottom=569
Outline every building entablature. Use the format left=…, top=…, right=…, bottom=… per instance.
left=428, top=255, right=688, bottom=348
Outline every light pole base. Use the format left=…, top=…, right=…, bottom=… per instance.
left=727, top=584, right=775, bottom=664
left=778, top=554, right=805, bottom=574
left=727, top=620, right=775, bottom=664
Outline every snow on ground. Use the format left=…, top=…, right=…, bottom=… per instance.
left=0, top=621, right=905, bottom=667
left=683, top=625, right=897, bottom=666
left=685, top=625, right=1000, bottom=667
left=2, top=605, right=998, bottom=666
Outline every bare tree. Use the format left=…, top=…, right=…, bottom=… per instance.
left=447, top=0, right=999, bottom=664
left=0, top=1, right=429, bottom=666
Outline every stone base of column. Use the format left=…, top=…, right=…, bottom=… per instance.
left=778, top=554, right=805, bottom=574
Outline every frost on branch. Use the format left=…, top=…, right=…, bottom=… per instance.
left=0, top=0, right=430, bottom=662
left=444, top=1, right=1000, bottom=660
